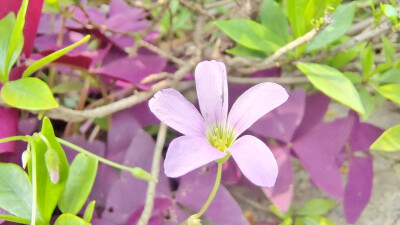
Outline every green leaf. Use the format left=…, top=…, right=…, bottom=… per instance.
left=279, top=217, right=293, bottom=225
left=83, top=201, right=96, bottom=222
left=301, top=216, right=337, bottom=225
left=260, top=0, right=289, bottom=43
left=371, top=124, right=400, bottom=151
left=382, top=35, right=395, bottom=63
left=360, top=43, right=374, bottom=79
left=225, top=45, right=267, bottom=58
left=0, top=13, right=17, bottom=83
left=296, top=62, right=365, bottom=114
left=371, top=68, right=400, bottom=83
left=359, top=86, right=374, bottom=120
left=297, top=198, right=336, bottom=216
left=286, top=0, right=309, bottom=37
left=1, top=77, right=59, bottom=110
left=306, top=2, right=356, bottom=52
left=380, top=3, right=398, bottom=24
left=54, top=214, right=91, bottom=225
left=214, top=19, right=282, bottom=52
left=31, top=117, right=69, bottom=223
left=269, top=205, right=285, bottom=219
left=344, top=72, right=362, bottom=84
left=3, top=0, right=28, bottom=82
left=59, top=153, right=98, bottom=215
left=0, top=163, right=32, bottom=220
left=52, top=81, right=84, bottom=94
left=374, top=84, right=400, bottom=105
left=23, top=35, right=90, bottom=78
left=324, top=47, right=358, bottom=69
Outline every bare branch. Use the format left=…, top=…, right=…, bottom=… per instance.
left=137, top=123, right=168, bottom=225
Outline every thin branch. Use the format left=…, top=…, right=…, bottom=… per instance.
left=227, top=76, right=310, bottom=84
left=0, top=63, right=196, bottom=122
left=237, top=27, right=322, bottom=74
left=124, top=0, right=166, bottom=10
left=139, top=40, right=186, bottom=65
left=178, top=0, right=216, bottom=20
left=137, top=123, right=168, bottom=225
left=305, top=20, right=393, bottom=63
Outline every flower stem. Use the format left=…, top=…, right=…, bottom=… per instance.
left=0, top=135, right=29, bottom=144
left=30, top=143, right=37, bottom=225
left=192, top=162, right=223, bottom=220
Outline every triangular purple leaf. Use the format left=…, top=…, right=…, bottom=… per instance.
left=344, top=156, right=373, bottom=224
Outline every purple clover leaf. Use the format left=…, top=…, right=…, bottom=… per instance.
left=149, top=60, right=289, bottom=187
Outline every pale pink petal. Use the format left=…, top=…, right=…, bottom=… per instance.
left=227, top=82, right=288, bottom=137
left=228, top=135, right=278, bottom=187
left=149, top=88, right=205, bottom=137
left=195, top=61, right=228, bottom=126
left=164, top=136, right=226, bottom=177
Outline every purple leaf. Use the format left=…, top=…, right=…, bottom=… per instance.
left=221, top=158, right=242, bottom=185
left=348, top=112, right=382, bottom=152
left=262, top=146, right=293, bottom=212
left=93, top=54, right=166, bottom=86
left=249, top=89, right=306, bottom=142
left=62, top=135, right=106, bottom=163
left=344, top=156, right=373, bottom=224
left=293, top=92, right=330, bottom=140
left=102, top=129, right=170, bottom=224
left=292, top=117, right=355, bottom=199
left=0, top=107, right=18, bottom=153
left=124, top=197, right=188, bottom=225
left=176, top=166, right=250, bottom=225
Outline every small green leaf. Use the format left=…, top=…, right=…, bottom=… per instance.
left=360, top=43, right=374, bottom=79
left=31, top=117, right=69, bottom=224
left=279, top=217, right=293, bottom=225
left=83, top=201, right=96, bottom=222
left=225, top=45, right=267, bottom=58
left=359, top=86, right=374, bottom=120
left=0, top=13, right=16, bottom=82
left=344, top=72, right=362, bottom=84
left=22, top=35, right=91, bottom=78
left=382, top=35, right=395, bottom=63
left=297, top=198, right=336, bottom=216
left=260, top=0, right=290, bottom=43
left=301, top=216, right=337, bottom=225
left=371, top=124, right=400, bottom=151
left=54, top=213, right=91, bottom=225
left=371, top=68, right=400, bottom=84
left=1, top=77, right=59, bottom=110
left=214, top=19, right=282, bottom=52
left=59, top=153, right=98, bottom=215
left=297, top=62, right=365, bottom=114
left=374, top=84, right=400, bottom=105
left=0, top=163, right=32, bottom=220
left=324, top=47, right=358, bottom=69
left=269, top=205, right=285, bottom=219
left=380, top=3, right=398, bottom=24
left=306, top=2, right=356, bottom=52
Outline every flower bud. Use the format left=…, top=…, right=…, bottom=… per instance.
left=21, top=149, right=31, bottom=169
left=130, top=167, right=155, bottom=182
left=45, top=148, right=60, bottom=184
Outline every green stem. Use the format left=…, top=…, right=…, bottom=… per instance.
left=56, top=137, right=135, bottom=173
left=192, top=162, right=223, bottom=219
left=0, top=214, right=30, bottom=224
left=0, top=135, right=29, bottom=144
left=30, top=143, right=37, bottom=225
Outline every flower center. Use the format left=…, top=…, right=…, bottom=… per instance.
left=207, top=125, right=235, bottom=152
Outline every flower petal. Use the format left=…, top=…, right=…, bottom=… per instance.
left=195, top=60, right=228, bottom=126
left=228, top=82, right=288, bottom=137
left=149, top=88, right=205, bottom=137
left=229, top=135, right=278, bottom=187
left=164, top=136, right=226, bottom=177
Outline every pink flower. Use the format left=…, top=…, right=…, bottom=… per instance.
left=149, top=61, right=289, bottom=187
